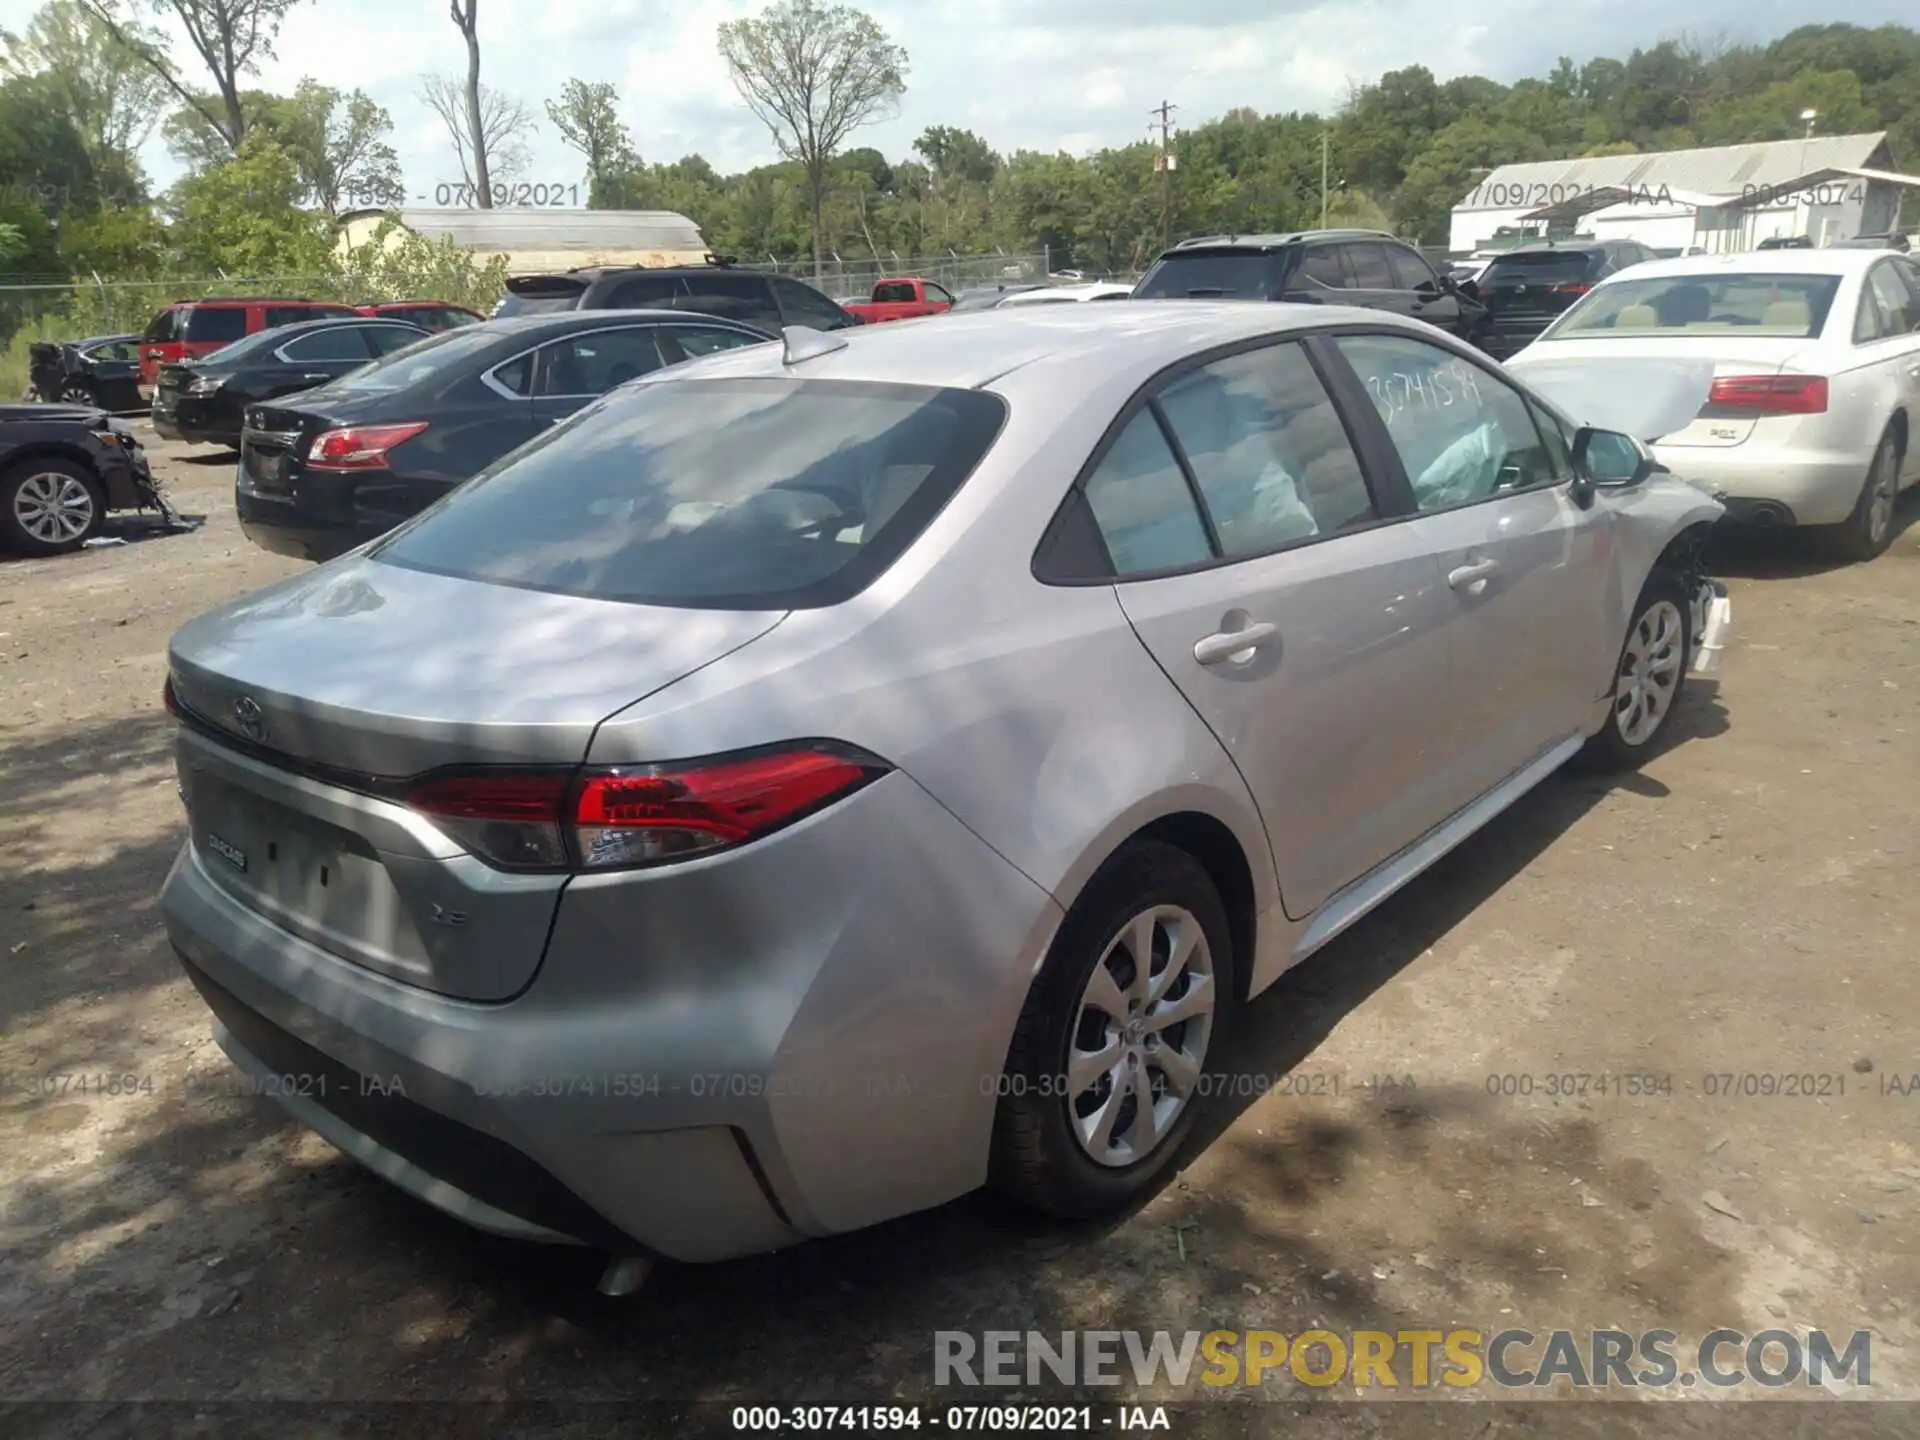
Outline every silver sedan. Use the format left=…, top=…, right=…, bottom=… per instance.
left=159, top=302, right=1730, bottom=1266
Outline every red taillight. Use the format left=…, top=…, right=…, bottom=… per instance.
left=1707, top=374, right=1828, bottom=415
left=399, top=745, right=888, bottom=872
left=306, top=421, right=428, bottom=470
left=1551, top=281, right=1591, bottom=295
left=162, top=674, right=179, bottom=717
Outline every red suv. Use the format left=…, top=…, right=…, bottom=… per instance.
left=137, top=298, right=360, bottom=386
left=354, top=301, right=485, bottom=332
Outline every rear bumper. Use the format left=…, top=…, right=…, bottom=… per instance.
left=1652, top=445, right=1868, bottom=527
left=153, top=394, right=240, bottom=447
left=158, top=769, right=1062, bottom=1262
left=235, top=485, right=377, bottom=563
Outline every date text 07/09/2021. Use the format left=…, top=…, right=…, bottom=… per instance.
left=729, top=1405, right=1169, bottom=1432
left=423, top=181, right=584, bottom=207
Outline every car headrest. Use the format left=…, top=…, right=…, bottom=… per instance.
left=1762, top=298, right=1809, bottom=329
left=1615, top=304, right=1661, bottom=328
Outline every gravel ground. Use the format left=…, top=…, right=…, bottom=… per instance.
left=1, top=423, right=1917, bottom=1437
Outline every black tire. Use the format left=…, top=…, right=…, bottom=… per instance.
left=0, top=457, right=106, bottom=556
left=989, top=840, right=1236, bottom=1218
left=1579, top=569, right=1693, bottom=770
left=1824, top=425, right=1902, bottom=563
left=57, top=380, right=95, bottom=406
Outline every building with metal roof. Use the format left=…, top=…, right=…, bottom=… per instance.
left=1449, top=133, right=1918, bottom=255
left=336, top=207, right=710, bottom=275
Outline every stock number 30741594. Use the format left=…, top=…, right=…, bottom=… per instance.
left=433, top=181, right=581, bottom=207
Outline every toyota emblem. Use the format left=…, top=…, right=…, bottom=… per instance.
left=232, top=695, right=266, bottom=742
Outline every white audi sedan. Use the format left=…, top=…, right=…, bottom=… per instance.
left=1507, top=248, right=1920, bottom=561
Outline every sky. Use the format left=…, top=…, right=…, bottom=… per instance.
left=6, top=0, right=1912, bottom=201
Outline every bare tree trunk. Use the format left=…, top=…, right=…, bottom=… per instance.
left=808, top=160, right=825, bottom=280
left=453, top=0, right=493, bottom=207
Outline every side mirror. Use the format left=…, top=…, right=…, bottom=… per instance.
left=1572, top=425, right=1656, bottom=495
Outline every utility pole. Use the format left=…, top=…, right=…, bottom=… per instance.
left=1320, top=130, right=1331, bottom=228
left=1151, top=100, right=1178, bottom=251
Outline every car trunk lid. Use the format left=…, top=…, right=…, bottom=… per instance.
left=168, top=558, right=786, bottom=999
left=1510, top=336, right=1814, bottom=447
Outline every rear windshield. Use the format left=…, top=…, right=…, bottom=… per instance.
left=372, top=378, right=1009, bottom=610
left=182, top=306, right=248, bottom=342
left=492, top=291, right=581, bottom=318
left=1481, top=251, right=1603, bottom=285
left=1134, top=251, right=1277, bottom=300
left=314, top=325, right=503, bottom=395
left=1547, top=273, right=1842, bottom=339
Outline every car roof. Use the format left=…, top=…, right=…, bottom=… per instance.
left=1164, top=229, right=1402, bottom=252
left=1493, top=240, right=1612, bottom=255
left=170, top=296, right=344, bottom=307
left=255, top=315, right=428, bottom=336
left=474, top=307, right=767, bottom=337
left=1593, top=248, right=1893, bottom=282
left=631, top=300, right=1424, bottom=393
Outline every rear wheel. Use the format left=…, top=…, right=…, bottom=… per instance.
left=1825, top=426, right=1901, bottom=563
left=1580, top=570, right=1691, bottom=770
left=57, top=380, right=95, bottom=406
left=990, top=841, right=1235, bottom=1218
left=1, top=458, right=105, bottom=556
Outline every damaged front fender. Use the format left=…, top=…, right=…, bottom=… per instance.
left=1602, top=477, right=1730, bottom=679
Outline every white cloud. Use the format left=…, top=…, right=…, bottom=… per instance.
left=118, top=0, right=1915, bottom=198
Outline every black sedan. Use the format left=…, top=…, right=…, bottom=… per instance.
left=1, top=404, right=155, bottom=555
left=152, top=316, right=429, bottom=448
left=27, top=334, right=144, bottom=412
left=235, top=309, right=773, bottom=562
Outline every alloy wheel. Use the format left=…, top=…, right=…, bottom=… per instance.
left=13, top=471, right=97, bottom=546
left=1067, top=904, right=1216, bottom=1168
left=1866, top=443, right=1898, bottom=550
left=58, top=382, right=93, bottom=405
left=1614, top=599, right=1684, bottom=746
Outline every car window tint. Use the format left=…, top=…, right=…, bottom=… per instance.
left=183, top=306, right=247, bottom=342
left=675, top=275, right=782, bottom=331
left=534, top=327, right=668, bottom=396
left=1866, top=264, right=1917, bottom=338
left=1134, top=251, right=1275, bottom=299
left=490, top=352, right=534, bottom=396
left=871, top=281, right=916, bottom=303
left=1300, top=245, right=1348, bottom=289
left=1154, top=343, right=1375, bottom=556
left=1528, top=402, right=1575, bottom=477
left=771, top=276, right=853, bottom=330
left=87, top=341, right=138, bottom=362
left=605, top=275, right=680, bottom=309
left=263, top=306, right=318, bottom=328
left=1345, top=243, right=1396, bottom=289
left=363, top=325, right=422, bottom=356
left=280, top=326, right=377, bottom=361
left=1553, top=273, right=1839, bottom=338
left=1333, top=334, right=1558, bottom=511
left=373, top=379, right=1008, bottom=610
left=1853, top=282, right=1890, bottom=344
left=1386, top=245, right=1436, bottom=290
left=142, top=309, right=178, bottom=343
left=667, top=325, right=768, bottom=358
left=1081, top=410, right=1214, bottom=575
left=925, top=282, right=955, bottom=305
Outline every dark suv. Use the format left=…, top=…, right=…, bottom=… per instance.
left=491, top=262, right=858, bottom=333
left=1131, top=229, right=1483, bottom=340
left=1470, top=239, right=1660, bottom=358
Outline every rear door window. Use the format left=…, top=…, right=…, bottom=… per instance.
left=871, top=281, right=916, bottom=303
left=1080, top=410, right=1215, bottom=575
left=532, top=326, right=670, bottom=395
left=363, top=325, right=424, bottom=356
left=677, top=274, right=783, bottom=331
left=371, top=378, right=1009, bottom=610
left=1344, top=244, right=1397, bottom=290
left=142, top=309, right=179, bottom=343
left=1300, top=245, right=1350, bottom=289
left=183, top=306, right=248, bottom=342
left=278, top=326, right=379, bottom=361
left=264, top=305, right=324, bottom=328
left=602, top=274, right=681, bottom=309
left=1865, top=263, right=1918, bottom=338
left=1154, top=342, right=1377, bottom=555
left=664, top=325, right=769, bottom=359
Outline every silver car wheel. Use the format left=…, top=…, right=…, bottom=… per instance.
left=1068, top=904, right=1216, bottom=1169
left=14, top=471, right=97, bottom=545
left=58, top=381, right=93, bottom=404
left=1614, top=598, right=1684, bottom=747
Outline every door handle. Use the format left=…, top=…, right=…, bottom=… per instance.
left=1448, top=558, right=1500, bottom=591
left=300, top=372, right=330, bottom=382
left=1193, top=622, right=1278, bottom=666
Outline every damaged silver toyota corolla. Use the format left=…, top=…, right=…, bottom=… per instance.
left=158, top=304, right=1730, bottom=1277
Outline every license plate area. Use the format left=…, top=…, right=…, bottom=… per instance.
left=243, top=445, right=291, bottom=494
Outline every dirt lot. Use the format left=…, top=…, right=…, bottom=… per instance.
left=2, top=423, right=1918, bottom=1437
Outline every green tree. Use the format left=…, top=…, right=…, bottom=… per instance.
left=55, top=200, right=167, bottom=275
left=0, top=0, right=165, bottom=202
left=0, top=71, right=106, bottom=214
left=162, top=82, right=403, bottom=212
left=167, top=133, right=330, bottom=274
left=718, top=0, right=908, bottom=277
left=546, top=79, right=639, bottom=207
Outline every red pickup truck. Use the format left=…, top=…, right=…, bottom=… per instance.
left=841, top=277, right=956, bottom=324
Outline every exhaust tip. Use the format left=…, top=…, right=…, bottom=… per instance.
left=1744, top=501, right=1794, bottom=528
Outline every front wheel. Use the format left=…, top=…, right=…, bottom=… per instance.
left=1581, top=571, right=1692, bottom=769
left=989, top=840, right=1235, bottom=1218
left=1, top=458, right=105, bottom=556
